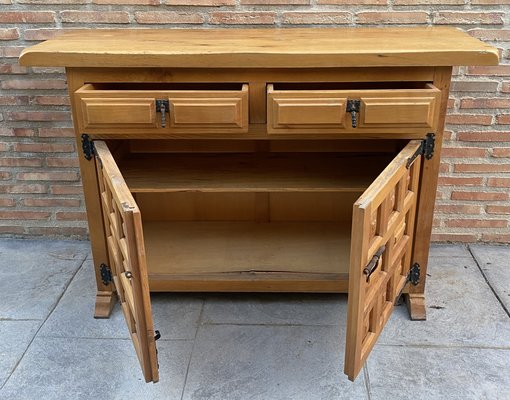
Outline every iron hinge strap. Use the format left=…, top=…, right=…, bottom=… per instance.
left=394, top=263, right=421, bottom=305
left=81, top=134, right=95, bottom=161
left=406, top=133, right=435, bottom=169
left=99, top=263, right=112, bottom=286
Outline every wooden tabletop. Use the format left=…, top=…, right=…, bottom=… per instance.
left=19, top=27, right=498, bottom=68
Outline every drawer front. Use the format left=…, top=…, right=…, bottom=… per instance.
left=267, top=84, right=440, bottom=134
left=75, top=83, right=249, bottom=134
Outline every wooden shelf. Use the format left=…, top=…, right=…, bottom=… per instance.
left=143, top=221, right=351, bottom=292
left=120, top=153, right=391, bottom=193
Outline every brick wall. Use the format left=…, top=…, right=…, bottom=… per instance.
left=0, top=1, right=509, bottom=242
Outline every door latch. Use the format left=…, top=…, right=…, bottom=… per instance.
left=346, top=99, right=361, bottom=128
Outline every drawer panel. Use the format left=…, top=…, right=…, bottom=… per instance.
left=75, top=83, right=249, bottom=134
left=267, top=83, right=440, bottom=134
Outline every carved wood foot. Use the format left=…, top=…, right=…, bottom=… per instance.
left=94, top=290, right=117, bottom=319
left=405, top=293, right=426, bottom=321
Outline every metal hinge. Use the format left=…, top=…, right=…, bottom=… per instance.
left=156, top=99, right=170, bottom=128
left=395, top=263, right=421, bottom=305
left=100, top=263, right=112, bottom=286
left=81, top=134, right=95, bottom=161
left=406, top=133, right=435, bottom=169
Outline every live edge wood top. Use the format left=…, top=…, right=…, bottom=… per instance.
left=19, top=27, right=498, bottom=68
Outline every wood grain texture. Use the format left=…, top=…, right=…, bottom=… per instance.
left=19, top=28, right=498, bottom=68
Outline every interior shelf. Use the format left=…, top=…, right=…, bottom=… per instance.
left=144, top=221, right=351, bottom=282
left=119, top=153, right=392, bottom=193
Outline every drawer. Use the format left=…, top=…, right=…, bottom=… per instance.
left=75, top=83, right=249, bottom=134
left=267, top=83, right=441, bottom=134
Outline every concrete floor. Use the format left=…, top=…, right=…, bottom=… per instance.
left=0, top=239, right=508, bottom=400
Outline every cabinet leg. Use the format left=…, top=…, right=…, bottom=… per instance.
left=404, top=293, right=426, bottom=321
left=94, top=290, right=117, bottom=319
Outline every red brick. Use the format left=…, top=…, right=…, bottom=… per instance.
left=446, top=219, right=507, bottom=228
left=469, top=29, right=510, bottom=41
left=93, top=0, right=159, bottom=4
left=496, top=114, right=510, bottom=124
left=492, top=148, right=510, bottom=157
left=1, top=79, right=67, bottom=90
left=357, top=12, right=428, bottom=24
left=24, top=28, right=68, bottom=41
left=50, top=185, right=84, bottom=195
left=454, top=163, right=510, bottom=173
left=0, top=96, right=29, bottom=106
left=0, top=198, right=15, bottom=207
left=0, top=172, right=12, bottom=180
left=18, top=0, right=87, bottom=3
left=0, top=46, right=24, bottom=58
left=431, top=233, right=478, bottom=243
left=27, top=227, right=88, bottom=237
left=56, top=211, right=87, bottom=221
left=0, top=64, right=28, bottom=74
left=472, top=0, right=510, bottom=3
left=319, top=0, right=385, bottom=4
left=395, top=0, right=462, bottom=3
left=502, top=82, right=510, bottom=92
left=466, top=66, right=510, bottom=76
left=451, top=80, right=499, bottom=92
left=0, top=184, right=47, bottom=194
left=168, top=0, right=236, bottom=4
left=135, top=12, right=204, bottom=24
left=0, top=12, right=55, bottom=24
left=488, top=177, right=510, bottom=187
left=0, top=226, right=25, bottom=235
left=17, top=172, right=79, bottom=181
left=282, top=12, right=351, bottom=24
left=0, top=211, right=50, bottom=220
left=38, top=128, right=75, bottom=138
left=437, top=177, right=484, bottom=186
left=6, top=112, right=70, bottom=122
left=0, top=158, right=43, bottom=167
left=209, top=12, right=276, bottom=24
left=439, top=163, right=450, bottom=173
left=457, top=131, right=510, bottom=142
left=481, top=234, right=510, bottom=243
left=0, top=28, right=19, bottom=40
left=46, top=157, right=79, bottom=168
left=435, top=204, right=482, bottom=214
left=0, top=143, right=9, bottom=152
left=22, top=198, right=80, bottom=207
left=434, top=12, right=503, bottom=25
left=445, top=114, right=492, bottom=125
left=486, top=205, right=510, bottom=214
left=461, top=98, right=510, bottom=109
left=30, top=96, right=70, bottom=106
left=13, top=143, right=74, bottom=153
left=452, top=191, right=508, bottom=201
left=441, top=147, right=487, bottom=158
left=11, top=128, right=36, bottom=137
left=61, top=11, right=129, bottom=24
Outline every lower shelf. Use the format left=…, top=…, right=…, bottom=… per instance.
left=143, top=221, right=351, bottom=292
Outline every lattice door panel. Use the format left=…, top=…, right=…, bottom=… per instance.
left=345, top=140, right=422, bottom=381
left=94, top=141, right=159, bottom=383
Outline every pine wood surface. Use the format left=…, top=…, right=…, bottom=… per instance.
left=19, top=27, right=498, bottom=68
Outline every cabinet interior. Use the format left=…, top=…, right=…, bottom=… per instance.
left=106, top=139, right=406, bottom=291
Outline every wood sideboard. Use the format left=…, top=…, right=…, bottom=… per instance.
left=20, top=27, right=498, bottom=383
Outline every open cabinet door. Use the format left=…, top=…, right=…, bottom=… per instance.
left=344, top=140, right=423, bottom=381
left=94, top=141, right=160, bottom=383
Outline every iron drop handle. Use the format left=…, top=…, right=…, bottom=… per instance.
left=363, top=245, right=386, bottom=283
left=156, top=99, right=170, bottom=128
left=346, top=99, right=361, bottom=128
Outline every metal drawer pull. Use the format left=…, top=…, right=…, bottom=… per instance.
left=156, top=99, right=169, bottom=128
left=346, top=99, right=361, bottom=128
left=363, top=245, right=386, bottom=283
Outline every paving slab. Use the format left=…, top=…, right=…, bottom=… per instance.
left=202, top=293, right=347, bottom=326
left=367, top=345, right=510, bottom=400
left=429, top=243, right=471, bottom=258
left=0, top=239, right=89, bottom=320
left=0, top=320, right=40, bottom=388
left=182, top=324, right=368, bottom=400
left=379, top=256, right=510, bottom=347
left=469, top=245, right=510, bottom=313
left=0, top=337, right=193, bottom=400
left=39, top=260, right=203, bottom=340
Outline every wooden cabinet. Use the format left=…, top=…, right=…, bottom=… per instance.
left=19, top=27, right=498, bottom=384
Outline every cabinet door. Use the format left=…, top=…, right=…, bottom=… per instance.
left=344, top=140, right=423, bottom=381
left=94, top=141, right=159, bottom=383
